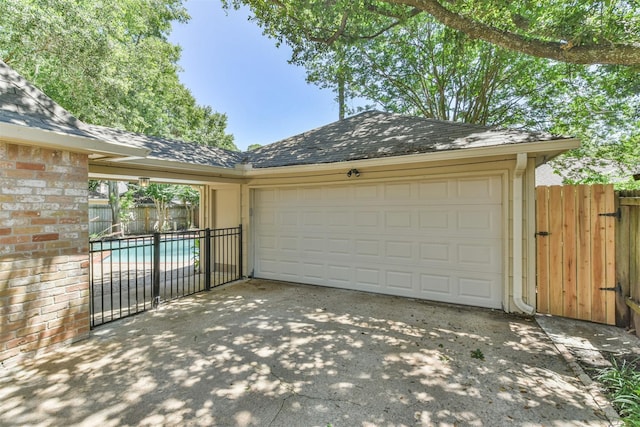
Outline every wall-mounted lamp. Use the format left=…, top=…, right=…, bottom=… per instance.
left=346, top=168, right=360, bottom=178
left=138, top=177, right=150, bottom=187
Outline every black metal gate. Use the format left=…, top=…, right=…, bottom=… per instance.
left=89, top=226, right=242, bottom=328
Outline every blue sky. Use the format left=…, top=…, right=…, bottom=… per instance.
left=169, top=0, right=345, bottom=151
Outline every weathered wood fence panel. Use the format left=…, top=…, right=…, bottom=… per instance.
left=89, top=205, right=199, bottom=236
left=617, top=191, right=640, bottom=336
left=536, top=184, right=616, bottom=325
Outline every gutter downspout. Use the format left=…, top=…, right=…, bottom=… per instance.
left=512, top=153, right=535, bottom=314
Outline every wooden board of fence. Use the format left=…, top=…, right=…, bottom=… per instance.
left=617, top=191, right=640, bottom=336
left=536, top=184, right=616, bottom=325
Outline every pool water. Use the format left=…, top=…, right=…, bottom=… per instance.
left=94, top=238, right=198, bottom=264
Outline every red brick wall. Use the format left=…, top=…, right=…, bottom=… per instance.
left=0, top=141, right=90, bottom=367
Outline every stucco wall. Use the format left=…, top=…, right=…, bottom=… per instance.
left=0, top=141, right=90, bottom=367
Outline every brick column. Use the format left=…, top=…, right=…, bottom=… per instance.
left=0, top=142, right=90, bottom=367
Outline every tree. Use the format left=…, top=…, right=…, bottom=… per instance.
left=223, top=0, right=640, bottom=66
left=142, top=184, right=181, bottom=232
left=304, top=15, right=567, bottom=126
left=224, top=1, right=639, bottom=185
left=177, top=186, right=200, bottom=229
left=1, top=0, right=236, bottom=149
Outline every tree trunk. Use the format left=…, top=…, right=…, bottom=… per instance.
left=108, top=181, right=121, bottom=235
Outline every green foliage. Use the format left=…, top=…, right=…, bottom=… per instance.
left=0, top=0, right=236, bottom=150
left=224, top=1, right=639, bottom=185
left=224, top=0, right=640, bottom=65
left=597, top=358, right=640, bottom=425
left=177, top=185, right=200, bottom=229
left=304, top=14, right=578, bottom=127
left=136, top=183, right=200, bottom=231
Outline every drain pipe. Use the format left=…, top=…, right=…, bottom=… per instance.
left=512, top=153, right=535, bottom=315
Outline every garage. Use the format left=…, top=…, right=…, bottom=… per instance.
left=253, top=174, right=504, bottom=309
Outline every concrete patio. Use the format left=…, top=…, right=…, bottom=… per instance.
left=0, top=280, right=618, bottom=426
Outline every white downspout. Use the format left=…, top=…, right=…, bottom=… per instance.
left=512, top=153, right=535, bottom=314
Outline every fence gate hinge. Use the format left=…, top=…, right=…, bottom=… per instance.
left=599, top=282, right=622, bottom=293
left=598, top=207, right=621, bottom=221
left=535, top=231, right=550, bottom=237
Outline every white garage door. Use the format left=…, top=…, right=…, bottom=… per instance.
left=253, top=176, right=503, bottom=309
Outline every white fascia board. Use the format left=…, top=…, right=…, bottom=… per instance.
left=243, top=138, right=581, bottom=176
left=106, top=157, right=245, bottom=178
left=0, top=122, right=150, bottom=158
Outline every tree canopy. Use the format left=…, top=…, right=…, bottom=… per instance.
left=224, top=0, right=640, bottom=66
left=0, top=0, right=236, bottom=150
left=222, top=1, right=639, bottom=187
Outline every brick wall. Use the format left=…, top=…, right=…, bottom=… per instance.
left=0, top=141, right=90, bottom=367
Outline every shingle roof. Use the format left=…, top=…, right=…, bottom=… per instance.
left=0, top=60, right=241, bottom=168
left=247, top=111, right=565, bottom=168
left=1, top=60, right=570, bottom=172
left=0, top=61, right=91, bottom=138
left=81, top=124, right=243, bottom=168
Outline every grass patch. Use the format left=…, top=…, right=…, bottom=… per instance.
left=597, top=357, right=640, bottom=426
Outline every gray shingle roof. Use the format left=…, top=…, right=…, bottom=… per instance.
left=0, top=60, right=241, bottom=169
left=248, top=111, right=565, bottom=168
left=1, top=60, right=570, bottom=172
left=80, top=123, right=243, bottom=168
left=0, top=61, right=91, bottom=138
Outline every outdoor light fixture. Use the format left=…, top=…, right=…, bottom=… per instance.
left=138, top=177, right=150, bottom=187
left=346, top=168, right=360, bottom=178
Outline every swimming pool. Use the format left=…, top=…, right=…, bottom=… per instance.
left=91, top=236, right=199, bottom=264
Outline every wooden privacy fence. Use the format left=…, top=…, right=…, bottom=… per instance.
left=89, top=204, right=199, bottom=236
left=536, top=184, right=617, bottom=325
left=617, top=190, right=640, bottom=334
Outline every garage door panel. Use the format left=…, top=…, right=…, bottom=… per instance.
left=327, top=265, right=351, bottom=285
left=418, top=180, right=449, bottom=199
left=459, top=277, right=495, bottom=299
left=419, top=210, right=450, bottom=230
left=354, top=185, right=380, bottom=200
left=279, top=188, right=299, bottom=202
left=256, top=234, right=277, bottom=250
left=420, top=274, right=453, bottom=295
left=326, top=187, right=350, bottom=200
left=456, top=176, right=501, bottom=202
left=355, top=239, right=380, bottom=256
left=419, top=242, right=451, bottom=262
left=356, top=268, right=381, bottom=288
left=457, top=243, right=500, bottom=270
left=254, top=176, right=503, bottom=309
left=302, top=262, right=325, bottom=280
left=385, top=211, right=413, bottom=228
left=385, top=241, right=414, bottom=260
left=328, top=211, right=351, bottom=227
left=384, top=182, right=413, bottom=199
left=279, top=211, right=299, bottom=226
left=302, top=237, right=324, bottom=253
left=386, top=271, right=413, bottom=290
left=354, top=211, right=380, bottom=228
left=328, top=238, right=351, bottom=255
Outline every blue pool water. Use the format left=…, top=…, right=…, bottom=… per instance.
left=93, top=238, right=198, bottom=264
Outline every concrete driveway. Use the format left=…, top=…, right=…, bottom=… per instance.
left=0, top=280, right=615, bottom=426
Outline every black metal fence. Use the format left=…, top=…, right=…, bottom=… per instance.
left=89, top=226, right=242, bottom=328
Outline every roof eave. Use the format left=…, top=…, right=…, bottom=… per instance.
left=244, top=138, right=581, bottom=175
left=0, top=121, right=150, bottom=158
left=91, top=156, right=245, bottom=178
